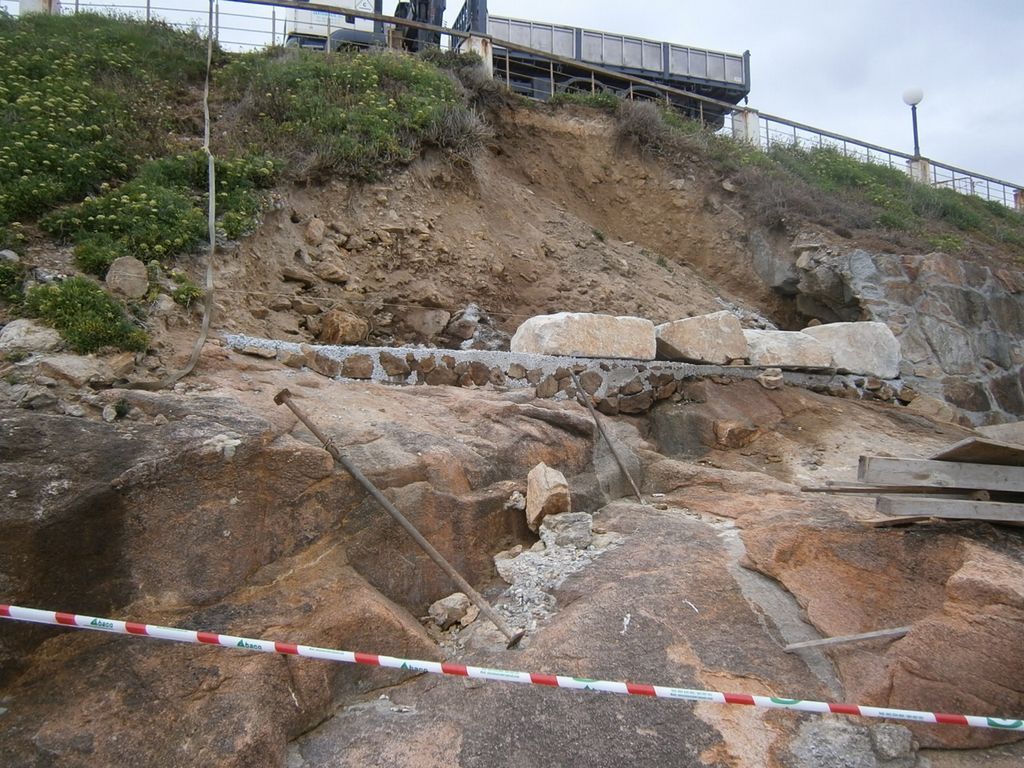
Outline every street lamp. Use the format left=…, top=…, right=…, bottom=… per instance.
left=902, top=88, right=924, bottom=158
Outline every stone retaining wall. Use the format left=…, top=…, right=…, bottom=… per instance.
left=228, top=335, right=903, bottom=416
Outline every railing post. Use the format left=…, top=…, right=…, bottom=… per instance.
left=19, top=0, right=61, bottom=13
left=907, top=157, right=931, bottom=185
left=271, top=7, right=276, bottom=46
left=731, top=109, right=761, bottom=146
left=465, top=36, right=493, bottom=78
left=1015, top=189, right=1024, bottom=212
left=146, top=0, right=150, bottom=23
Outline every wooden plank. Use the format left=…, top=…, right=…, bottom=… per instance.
left=784, top=627, right=910, bottom=653
left=930, top=437, right=1024, bottom=467
left=876, top=496, right=1024, bottom=523
left=858, top=456, right=1024, bottom=493
left=802, top=483, right=978, bottom=497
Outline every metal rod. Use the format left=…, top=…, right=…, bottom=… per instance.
left=274, top=390, right=525, bottom=649
left=784, top=627, right=910, bottom=653
left=568, top=372, right=645, bottom=505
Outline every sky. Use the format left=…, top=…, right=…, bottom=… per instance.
left=5, top=0, right=1021, bottom=184
left=492, top=0, right=1024, bottom=184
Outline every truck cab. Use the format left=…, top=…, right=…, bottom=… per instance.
left=285, top=0, right=385, bottom=50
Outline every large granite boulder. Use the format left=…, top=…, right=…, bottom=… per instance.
left=743, top=329, right=832, bottom=369
left=511, top=313, right=656, bottom=360
left=655, top=311, right=747, bottom=364
left=0, top=319, right=63, bottom=356
left=801, top=322, right=901, bottom=379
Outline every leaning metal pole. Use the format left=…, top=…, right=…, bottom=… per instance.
left=274, top=390, right=525, bottom=649
left=569, top=371, right=646, bottom=505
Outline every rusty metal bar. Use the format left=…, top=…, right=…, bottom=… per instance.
left=568, top=372, right=645, bottom=505
left=274, top=389, right=525, bottom=649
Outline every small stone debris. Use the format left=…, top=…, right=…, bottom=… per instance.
left=504, top=491, right=526, bottom=512
left=428, top=592, right=475, bottom=630
left=101, top=404, right=118, bottom=423
left=539, top=512, right=593, bottom=549
left=757, top=367, right=784, bottom=390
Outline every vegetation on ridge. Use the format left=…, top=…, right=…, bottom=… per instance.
left=573, top=98, right=1024, bottom=257
left=220, top=48, right=490, bottom=180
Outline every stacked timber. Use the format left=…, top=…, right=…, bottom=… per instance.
left=807, top=437, right=1024, bottom=526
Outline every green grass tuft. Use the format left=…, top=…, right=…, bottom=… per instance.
left=24, top=276, right=148, bottom=353
left=0, top=260, right=25, bottom=304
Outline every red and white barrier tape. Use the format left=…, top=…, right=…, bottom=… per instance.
left=2, top=604, right=1021, bottom=731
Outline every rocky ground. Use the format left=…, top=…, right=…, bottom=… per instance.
left=1, top=106, right=1023, bottom=766
left=2, top=348, right=1023, bottom=767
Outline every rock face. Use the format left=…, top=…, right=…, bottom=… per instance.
left=743, top=517, right=1024, bottom=750
left=655, top=311, right=747, bottom=364
left=0, top=319, right=63, bottom=355
left=511, top=313, right=656, bottom=360
left=303, top=217, right=326, bottom=246
left=802, top=322, right=901, bottom=379
left=104, top=256, right=149, bottom=299
left=525, top=462, right=571, bottom=531
left=784, top=245, right=1024, bottom=421
left=743, top=329, right=833, bottom=369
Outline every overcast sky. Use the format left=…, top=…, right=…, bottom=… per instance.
left=490, top=0, right=1024, bottom=184
left=5, top=0, right=1021, bottom=184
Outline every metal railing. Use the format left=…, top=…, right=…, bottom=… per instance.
left=757, top=113, right=1021, bottom=209
left=4, top=0, right=1022, bottom=209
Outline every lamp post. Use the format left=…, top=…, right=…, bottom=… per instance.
left=902, top=88, right=924, bottom=158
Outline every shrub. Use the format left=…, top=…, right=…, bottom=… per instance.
left=170, top=271, right=204, bottom=308
left=42, top=152, right=278, bottom=262
left=42, top=179, right=207, bottom=261
left=549, top=91, right=621, bottom=112
left=417, top=49, right=482, bottom=71
left=24, top=276, right=148, bottom=353
left=0, top=260, right=25, bottom=304
left=221, top=48, right=470, bottom=180
left=422, top=104, right=492, bottom=158
left=73, top=233, right=121, bottom=276
left=0, top=13, right=209, bottom=225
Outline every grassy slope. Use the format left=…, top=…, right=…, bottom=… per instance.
left=1, top=14, right=1019, bottom=355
